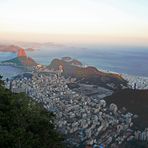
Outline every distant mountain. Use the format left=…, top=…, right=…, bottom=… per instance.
left=105, top=89, right=148, bottom=129
left=0, top=44, right=36, bottom=53
left=48, top=58, right=127, bottom=90
left=2, top=48, right=37, bottom=68
left=0, top=45, right=21, bottom=52
left=15, top=41, right=65, bottom=49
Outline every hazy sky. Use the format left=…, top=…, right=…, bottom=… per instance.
left=0, top=0, right=148, bottom=45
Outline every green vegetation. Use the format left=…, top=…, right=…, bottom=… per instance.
left=0, top=75, right=4, bottom=85
left=0, top=76, right=65, bottom=148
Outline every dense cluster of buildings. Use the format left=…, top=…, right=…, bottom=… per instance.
left=5, top=73, right=131, bottom=147
left=122, top=74, right=148, bottom=90
left=5, top=67, right=148, bottom=148
left=135, top=128, right=148, bottom=141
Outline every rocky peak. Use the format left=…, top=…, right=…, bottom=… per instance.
left=17, top=48, right=27, bottom=57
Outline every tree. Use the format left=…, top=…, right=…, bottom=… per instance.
left=0, top=78, right=65, bottom=148
left=0, top=75, right=4, bottom=85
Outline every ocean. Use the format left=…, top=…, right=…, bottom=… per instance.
left=0, top=46, right=148, bottom=78
left=27, top=45, right=148, bottom=77
left=0, top=65, right=25, bottom=79
left=0, top=52, right=16, bottom=61
left=0, top=52, right=24, bottom=79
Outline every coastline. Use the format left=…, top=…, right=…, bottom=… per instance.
left=0, top=62, right=148, bottom=90
left=122, top=74, right=148, bottom=90
left=97, top=67, right=148, bottom=90
left=0, top=65, right=26, bottom=80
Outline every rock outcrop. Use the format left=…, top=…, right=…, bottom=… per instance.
left=2, top=48, right=37, bottom=69
left=17, top=48, right=27, bottom=57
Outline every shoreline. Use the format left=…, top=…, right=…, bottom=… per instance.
left=1, top=63, right=148, bottom=90
left=122, top=74, right=148, bottom=90
left=97, top=67, right=148, bottom=90
left=0, top=64, right=27, bottom=80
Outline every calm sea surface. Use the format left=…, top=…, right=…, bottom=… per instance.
left=0, top=46, right=148, bottom=78
left=0, top=65, right=25, bottom=79
left=0, top=52, right=24, bottom=79
left=27, top=46, right=148, bottom=77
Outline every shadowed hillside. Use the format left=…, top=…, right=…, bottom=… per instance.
left=105, top=89, right=148, bottom=129
left=0, top=77, right=65, bottom=148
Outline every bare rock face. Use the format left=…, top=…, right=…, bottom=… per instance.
left=17, top=48, right=27, bottom=57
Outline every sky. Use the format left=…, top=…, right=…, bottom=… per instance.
left=0, top=0, right=148, bottom=45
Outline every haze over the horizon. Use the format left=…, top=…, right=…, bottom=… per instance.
left=0, top=0, right=148, bottom=46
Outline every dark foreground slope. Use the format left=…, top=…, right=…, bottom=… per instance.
left=48, top=58, right=127, bottom=90
left=105, top=89, right=148, bottom=129
left=0, top=77, right=65, bottom=148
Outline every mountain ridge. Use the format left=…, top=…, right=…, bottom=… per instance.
left=48, top=58, right=127, bottom=90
